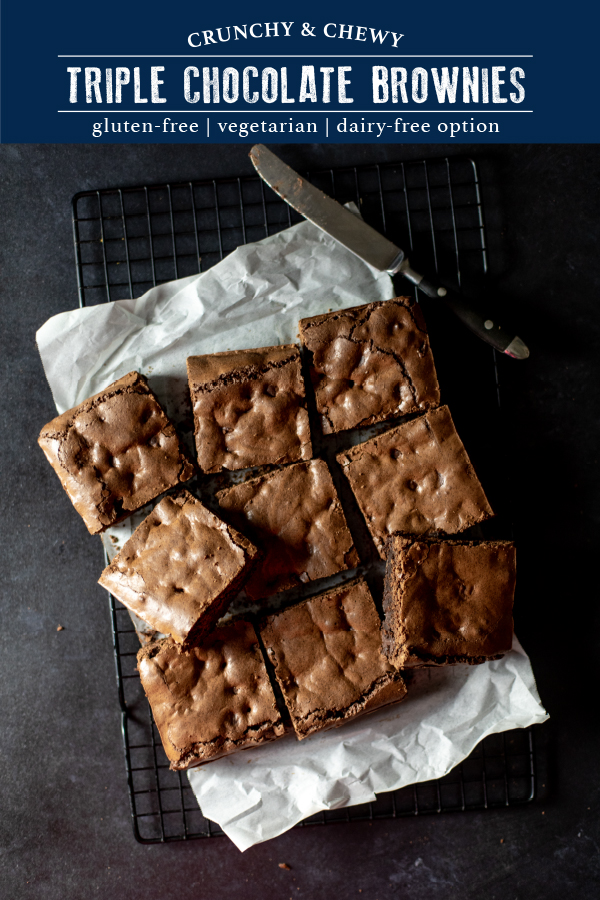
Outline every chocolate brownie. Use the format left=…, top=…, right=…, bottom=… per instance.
left=216, top=459, right=359, bottom=601
left=336, top=406, right=493, bottom=557
left=137, top=620, right=284, bottom=770
left=298, top=297, right=440, bottom=434
left=382, top=537, right=515, bottom=667
left=38, top=371, right=194, bottom=535
left=99, top=491, right=259, bottom=651
left=260, top=579, right=407, bottom=739
left=187, top=344, right=311, bottom=473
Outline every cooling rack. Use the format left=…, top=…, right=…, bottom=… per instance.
left=73, top=155, right=537, bottom=842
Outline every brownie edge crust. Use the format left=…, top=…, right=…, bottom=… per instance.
left=137, top=622, right=285, bottom=770
left=382, top=537, right=516, bottom=668
left=38, top=371, right=194, bottom=534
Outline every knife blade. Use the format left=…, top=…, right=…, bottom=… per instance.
left=249, top=144, right=529, bottom=360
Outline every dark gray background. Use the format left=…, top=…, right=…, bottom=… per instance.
left=1, top=144, right=598, bottom=898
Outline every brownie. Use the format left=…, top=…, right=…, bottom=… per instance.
left=187, top=344, right=312, bottom=473
left=216, top=459, right=359, bottom=601
left=99, top=491, right=259, bottom=650
left=38, top=371, right=194, bottom=535
left=382, top=537, right=516, bottom=667
left=137, top=620, right=285, bottom=770
left=260, top=578, right=407, bottom=740
left=298, top=297, right=440, bottom=434
left=336, top=406, right=493, bottom=557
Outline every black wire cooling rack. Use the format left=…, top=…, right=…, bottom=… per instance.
left=73, top=156, right=538, bottom=843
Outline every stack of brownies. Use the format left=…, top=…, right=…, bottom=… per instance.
left=38, top=297, right=516, bottom=771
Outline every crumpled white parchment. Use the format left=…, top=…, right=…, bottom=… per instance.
left=188, top=636, right=546, bottom=851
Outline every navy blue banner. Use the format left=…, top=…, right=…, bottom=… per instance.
left=0, top=0, right=596, bottom=143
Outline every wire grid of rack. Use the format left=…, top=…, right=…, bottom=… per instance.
left=73, top=156, right=536, bottom=843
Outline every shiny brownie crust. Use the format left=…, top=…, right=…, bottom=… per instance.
left=187, top=344, right=311, bottom=473
left=99, top=491, right=259, bottom=651
left=336, top=405, right=493, bottom=557
left=298, top=297, right=440, bottom=434
left=382, top=536, right=515, bottom=667
left=137, top=621, right=284, bottom=770
left=216, top=459, right=359, bottom=601
left=38, top=371, right=194, bottom=534
left=260, top=578, right=406, bottom=739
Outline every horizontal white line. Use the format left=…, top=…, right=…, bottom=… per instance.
left=57, top=109, right=534, bottom=113
left=58, top=54, right=534, bottom=58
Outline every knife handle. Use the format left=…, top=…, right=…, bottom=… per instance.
left=401, top=271, right=529, bottom=359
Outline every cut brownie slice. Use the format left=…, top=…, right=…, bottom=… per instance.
left=137, top=621, right=285, bottom=770
left=298, top=297, right=440, bottom=434
left=336, top=405, right=493, bottom=557
left=187, top=344, right=311, bottom=473
left=260, top=578, right=407, bottom=740
left=382, top=536, right=515, bottom=667
left=99, top=491, right=258, bottom=651
left=216, top=459, right=359, bottom=601
left=38, top=371, right=194, bottom=535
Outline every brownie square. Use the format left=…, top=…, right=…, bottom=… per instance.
left=382, top=537, right=516, bottom=667
left=99, top=491, right=259, bottom=651
left=216, top=459, right=359, bottom=601
left=336, top=406, right=493, bottom=557
left=187, top=344, right=312, bottom=473
left=260, top=579, right=407, bottom=740
left=38, top=371, right=194, bottom=535
left=137, top=621, right=285, bottom=770
left=298, top=297, right=440, bottom=434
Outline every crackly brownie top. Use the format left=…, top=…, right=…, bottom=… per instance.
left=382, top=537, right=515, bottom=664
left=187, top=344, right=311, bottom=473
left=298, top=297, right=440, bottom=434
left=260, top=579, right=402, bottom=728
left=38, top=371, right=194, bottom=534
left=99, top=491, right=258, bottom=645
left=216, top=459, right=359, bottom=601
left=336, top=406, right=493, bottom=556
left=137, top=621, right=282, bottom=767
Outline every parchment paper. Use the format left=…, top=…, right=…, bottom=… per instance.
left=188, top=636, right=546, bottom=851
left=36, top=214, right=548, bottom=852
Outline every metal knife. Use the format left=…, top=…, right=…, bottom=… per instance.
left=249, top=144, right=529, bottom=360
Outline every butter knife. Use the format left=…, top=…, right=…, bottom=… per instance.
left=249, top=144, right=529, bottom=360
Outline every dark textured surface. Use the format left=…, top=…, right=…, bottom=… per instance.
left=1, top=143, right=599, bottom=898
